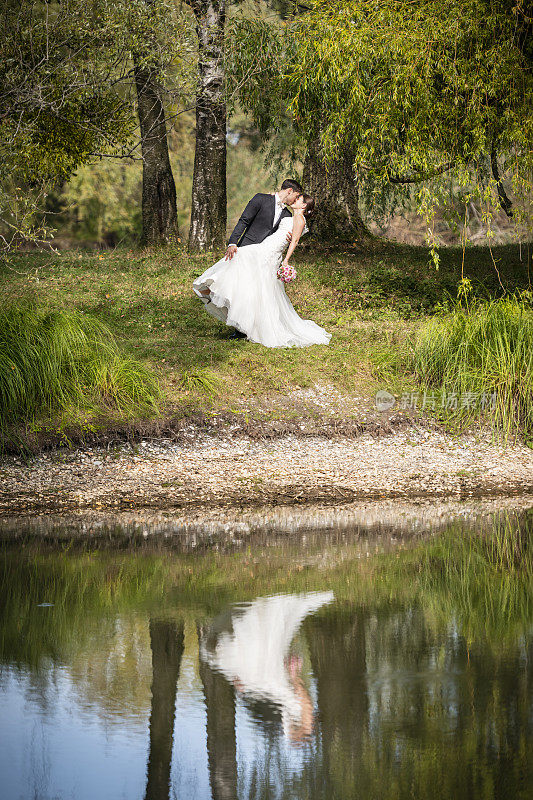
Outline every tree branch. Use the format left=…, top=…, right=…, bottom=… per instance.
left=388, top=160, right=455, bottom=184
left=490, top=147, right=513, bottom=218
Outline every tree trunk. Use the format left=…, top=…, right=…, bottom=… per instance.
left=144, top=619, right=184, bottom=800
left=188, top=0, right=227, bottom=252
left=303, top=138, right=371, bottom=242
left=305, top=609, right=368, bottom=788
left=198, top=625, right=238, bottom=800
left=133, top=35, right=179, bottom=246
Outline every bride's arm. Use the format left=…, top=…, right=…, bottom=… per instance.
left=281, top=214, right=306, bottom=266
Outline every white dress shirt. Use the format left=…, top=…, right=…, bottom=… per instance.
left=273, top=192, right=285, bottom=227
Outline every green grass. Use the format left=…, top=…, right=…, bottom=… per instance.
left=411, top=290, right=533, bottom=442
left=0, top=297, right=160, bottom=437
left=0, top=238, right=531, bottom=446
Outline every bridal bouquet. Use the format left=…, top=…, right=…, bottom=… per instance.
left=277, top=263, right=297, bottom=283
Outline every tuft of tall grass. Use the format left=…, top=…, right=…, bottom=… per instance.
left=411, top=291, right=533, bottom=441
left=0, top=299, right=160, bottom=430
left=177, top=368, right=219, bottom=394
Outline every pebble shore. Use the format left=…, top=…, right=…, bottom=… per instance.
left=1, top=424, right=532, bottom=514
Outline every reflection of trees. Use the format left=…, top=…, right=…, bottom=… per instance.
left=68, top=615, right=152, bottom=723
left=198, top=624, right=238, bottom=800
left=1, top=509, right=532, bottom=800
left=305, top=607, right=368, bottom=790
left=365, top=606, right=438, bottom=740
left=144, top=619, right=184, bottom=800
left=1, top=613, right=153, bottom=726
left=303, top=604, right=533, bottom=800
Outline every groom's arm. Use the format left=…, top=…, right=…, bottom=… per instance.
left=226, top=194, right=262, bottom=253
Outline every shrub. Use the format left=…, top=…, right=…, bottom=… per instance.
left=0, top=299, right=160, bottom=430
left=411, top=292, right=533, bottom=441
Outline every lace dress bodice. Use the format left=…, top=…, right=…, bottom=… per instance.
left=265, top=214, right=309, bottom=257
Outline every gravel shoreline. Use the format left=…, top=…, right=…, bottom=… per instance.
left=1, top=425, right=532, bottom=514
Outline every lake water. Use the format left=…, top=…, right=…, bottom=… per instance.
left=1, top=503, right=532, bottom=800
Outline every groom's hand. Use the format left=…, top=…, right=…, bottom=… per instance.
left=225, top=245, right=238, bottom=260
left=286, top=232, right=292, bottom=243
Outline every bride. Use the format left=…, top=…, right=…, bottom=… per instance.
left=192, top=194, right=331, bottom=348
left=199, top=591, right=335, bottom=742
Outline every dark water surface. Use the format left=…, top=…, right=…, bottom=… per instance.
left=1, top=505, right=532, bottom=800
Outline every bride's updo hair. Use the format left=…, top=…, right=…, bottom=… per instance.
left=302, top=194, right=316, bottom=219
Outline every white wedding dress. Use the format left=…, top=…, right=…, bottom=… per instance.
left=192, top=214, right=332, bottom=348
left=200, top=592, right=335, bottom=737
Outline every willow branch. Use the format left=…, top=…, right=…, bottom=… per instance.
left=388, top=160, right=455, bottom=184
left=491, top=147, right=513, bottom=218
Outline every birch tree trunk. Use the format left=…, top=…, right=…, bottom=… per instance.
left=303, top=138, right=371, bottom=242
left=188, top=0, right=227, bottom=252
left=133, top=13, right=179, bottom=247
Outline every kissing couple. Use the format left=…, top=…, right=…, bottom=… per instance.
left=192, top=179, right=331, bottom=348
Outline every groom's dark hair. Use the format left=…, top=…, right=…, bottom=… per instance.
left=281, top=178, right=303, bottom=193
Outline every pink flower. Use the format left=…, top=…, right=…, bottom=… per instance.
left=277, top=264, right=297, bottom=284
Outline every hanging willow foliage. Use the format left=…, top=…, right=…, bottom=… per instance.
left=286, top=0, right=532, bottom=254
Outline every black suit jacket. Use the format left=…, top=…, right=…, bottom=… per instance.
left=228, top=193, right=292, bottom=247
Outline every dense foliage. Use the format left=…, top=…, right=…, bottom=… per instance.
left=1, top=0, right=531, bottom=251
left=0, top=0, right=195, bottom=250
left=289, top=0, right=533, bottom=238
left=0, top=1, right=135, bottom=248
left=228, top=1, right=532, bottom=249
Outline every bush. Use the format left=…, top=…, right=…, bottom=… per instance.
left=411, top=291, right=533, bottom=441
left=0, top=299, right=160, bottom=430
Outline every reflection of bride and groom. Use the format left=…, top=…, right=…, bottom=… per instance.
left=200, top=591, right=334, bottom=744
left=145, top=591, right=335, bottom=800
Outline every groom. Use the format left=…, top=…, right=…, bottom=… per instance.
left=224, top=178, right=303, bottom=261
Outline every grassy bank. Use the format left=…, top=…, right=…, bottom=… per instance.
left=411, top=291, right=533, bottom=440
left=0, top=301, right=160, bottom=436
left=1, top=238, right=532, bottom=449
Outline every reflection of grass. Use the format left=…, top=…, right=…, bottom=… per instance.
left=419, top=514, right=533, bottom=643
left=0, top=552, right=173, bottom=666
left=1, top=510, right=531, bottom=666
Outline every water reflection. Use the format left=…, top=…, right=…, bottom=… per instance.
left=199, top=632, right=238, bottom=800
left=201, top=592, right=334, bottom=745
left=145, top=620, right=184, bottom=800
left=0, top=507, right=532, bottom=799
